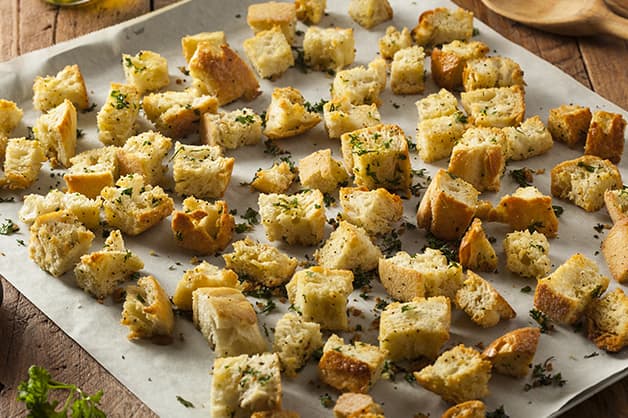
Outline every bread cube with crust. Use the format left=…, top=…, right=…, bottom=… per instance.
left=503, top=230, right=551, bottom=279
left=331, top=58, right=387, bottom=105
left=431, top=40, right=489, bottom=90
left=458, top=218, right=497, bottom=272
left=64, top=146, right=119, bottom=199
left=33, top=64, right=89, bottom=112
left=503, top=116, right=553, bottom=161
left=482, top=327, right=540, bottom=377
left=391, top=46, right=426, bottom=95
left=319, top=334, right=386, bottom=393
left=286, top=266, right=353, bottom=330
left=455, top=270, right=516, bottom=327
left=251, top=161, right=297, bottom=194
left=2, top=137, right=46, bottom=190
left=304, top=26, right=355, bottom=73
left=491, top=186, right=559, bottom=238
left=379, top=26, right=412, bottom=60
left=193, top=287, right=267, bottom=357
left=121, top=275, right=174, bottom=340
left=273, top=312, right=323, bottom=377
left=173, top=261, right=238, bottom=311
left=461, top=86, right=525, bottom=128
left=117, top=131, right=172, bottom=186
left=333, top=393, right=383, bottom=418
left=416, top=113, right=467, bottom=163
left=416, top=88, right=459, bottom=121
left=534, top=253, right=610, bottom=324
left=250, top=411, right=299, bottom=418
left=247, top=1, right=297, bottom=44
left=0, top=99, right=23, bottom=137
left=74, top=230, right=143, bottom=299
left=299, top=149, right=348, bottom=194
left=122, top=50, right=169, bottom=94
left=339, top=187, right=403, bottom=236
left=263, top=87, right=321, bottom=139
left=295, top=0, right=326, bottom=24
left=584, top=110, right=626, bottom=164
left=181, top=31, right=226, bottom=63
left=172, top=142, right=235, bottom=199
left=315, top=221, right=382, bottom=271
left=547, top=104, right=592, bottom=148
left=601, top=217, right=628, bottom=283
left=97, top=83, right=140, bottom=146
left=201, top=108, right=262, bottom=150
left=28, top=211, right=95, bottom=278
left=19, top=189, right=100, bottom=230
left=33, top=99, right=76, bottom=168
left=243, top=27, right=294, bottom=79
left=348, top=0, right=393, bottom=29
left=441, top=401, right=486, bottom=418
left=323, top=96, right=381, bottom=139
left=462, top=56, right=524, bottom=91
left=586, top=288, right=628, bottom=352
left=412, top=7, right=474, bottom=47
left=604, top=187, right=628, bottom=224
left=379, top=296, right=451, bottom=360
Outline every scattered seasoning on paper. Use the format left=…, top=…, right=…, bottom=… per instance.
left=524, top=357, right=566, bottom=391
left=176, top=395, right=194, bottom=408
left=486, top=405, right=509, bottom=418
left=0, top=219, right=19, bottom=235
left=529, top=309, right=554, bottom=333
left=584, top=352, right=599, bottom=359
left=520, top=286, right=532, bottom=293
left=319, top=393, right=334, bottom=408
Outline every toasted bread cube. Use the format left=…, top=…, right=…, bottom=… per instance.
left=19, top=190, right=100, bottom=229
left=604, top=187, right=628, bottom=224
left=273, top=312, right=323, bottom=377
left=117, top=131, right=172, bottom=186
left=602, top=217, right=628, bottom=283
left=341, top=124, right=411, bottom=196
left=458, top=218, right=497, bottom=272
left=315, top=221, right=382, bottom=271
left=74, top=230, right=143, bottom=298
left=172, top=261, right=239, bottom=311
left=414, top=344, right=491, bottom=404
left=455, top=271, right=516, bottom=327
left=3, top=137, right=46, bottom=190
left=181, top=31, right=226, bottom=63
left=534, top=253, right=610, bottom=324
left=201, top=108, right=262, bottom=150
left=193, top=287, right=267, bottom=356
left=412, top=7, right=474, bottom=47
left=247, top=1, right=297, bottom=43
left=299, top=149, right=348, bottom=193
left=251, top=161, right=297, bottom=194
left=243, top=27, right=294, bottom=79
left=333, top=393, right=383, bottom=418
left=323, top=96, right=381, bottom=139
left=286, top=266, right=353, bottom=330
left=348, top=0, right=393, bottom=29
left=492, top=186, right=559, bottom=238
left=378, top=248, right=464, bottom=301
left=416, top=112, right=467, bottom=163
left=172, top=142, right=235, bottom=199
left=331, top=58, right=387, bottom=105
left=189, top=42, right=260, bottom=106
left=28, top=211, right=95, bottom=278
left=97, top=83, right=140, bottom=146
left=584, top=110, right=626, bottom=164
left=379, top=26, right=412, bottom=60
left=482, top=327, right=540, bottom=377
left=0, top=99, right=23, bottom=136
left=416, top=88, right=459, bottom=120
left=547, top=104, right=592, bottom=147
left=441, top=401, right=486, bottom=418
left=319, top=334, right=386, bottom=393
left=122, top=50, right=169, bottom=94
left=223, top=237, right=298, bottom=288
left=100, top=174, right=174, bottom=236
left=263, top=87, right=321, bottom=139
left=64, top=146, right=119, bottom=199
left=171, top=197, right=234, bottom=255
left=586, top=288, right=628, bottom=352
left=379, top=296, right=451, bottom=360
left=211, top=353, right=282, bottom=418
left=304, top=26, right=355, bottom=72
left=503, top=230, right=551, bottom=279
left=503, top=116, right=553, bottom=161
left=461, top=86, right=525, bottom=128
left=250, top=411, right=299, bottom=418
left=550, top=155, right=622, bottom=212
left=417, top=170, right=479, bottom=241
left=33, top=99, right=76, bottom=168
left=390, top=46, right=425, bottom=95
left=462, top=56, right=524, bottom=91
left=32, top=64, right=89, bottom=112
left=0, top=136, right=7, bottom=165
left=431, top=40, right=489, bottom=90
left=121, top=275, right=174, bottom=340
left=339, top=187, right=403, bottom=236
left=296, top=0, right=326, bottom=24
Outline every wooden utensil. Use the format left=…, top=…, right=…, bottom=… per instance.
left=481, top=0, right=628, bottom=39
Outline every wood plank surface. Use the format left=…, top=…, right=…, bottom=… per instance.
left=1, top=1, right=627, bottom=417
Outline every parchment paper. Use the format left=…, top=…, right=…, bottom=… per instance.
left=0, top=1, right=626, bottom=417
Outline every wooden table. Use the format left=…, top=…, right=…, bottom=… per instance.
left=0, top=0, right=627, bottom=416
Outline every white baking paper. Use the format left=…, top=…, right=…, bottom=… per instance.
left=0, top=1, right=626, bottom=417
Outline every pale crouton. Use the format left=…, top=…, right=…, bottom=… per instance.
left=503, top=230, right=551, bottom=279
left=171, top=197, right=234, bottom=255
left=378, top=249, right=464, bottom=301
left=414, top=344, right=491, bottom=404
left=455, top=270, right=516, bottom=327
left=100, top=174, right=174, bottom=236
left=299, top=149, right=348, bottom=193
left=462, top=56, right=524, bottom=91
left=34, top=99, right=76, bottom=168
left=534, top=253, right=610, bottom=324
left=193, top=287, right=267, bottom=356
left=121, top=275, right=174, bottom=340
left=223, top=237, right=298, bottom=288
left=19, top=189, right=100, bottom=229
left=412, top=7, right=474, bottom=47
left=584, top=110, right=626, bottom=164
left=391, top=46, right=425, bottom=94
left=416, top=88, right=459, bottom=120
left=458, top=218, right=497, bottom=272
left=601, top=217, right=628, bottom=283
left=201, top=108, right=262, bottom=150
left=296, top=0, right=326, bottom=24
left=431, top=40, right=489, bottom=90
left=441, top=401, right=486, bottom=418
left=333, top=393, right=383, bottom=418
left=460, top=86, right=525, bottom=128
left=172, top=142, right=235, bottom=199
left=273, top=312, right=323, bottom=376
left=117, top=131, right=172, bottom=186
left=211, top=353, right=282, bottom=418
left=263, top=87, right=321, bottom=139
left=181, top=31, right=226, bottom=63
left=315, top=221, right=382, bottom=271
left=286, top=266, right=353, bottom=330
left=491, top=186, right=559, bottom=238
left=348, top=0, right=393, bottom=29
left=251, top=161, right=297, bottom=194
left=482, top=327, right=540, bottom=377
left=379, top=26, right=413, bottom=60
left=379, top=296, right=450, bottom=360
left=304, top=26, right=355, bottom=72
left=547, top=104, right=592, bottom=147
left=339, top=187, right=403, bottom=236
left=97, top=83, right=140, bottom=146
left=247, top=1, right=297, bottom=43
left=28, top=211, right=95, bottom=278
left=64, top=146, right=119, bottom=199
left=172, top=261, right=239, bottom=311
left=586, top=288, right=628, bottom=352
left=74, top=230, right=143, bottom=299
left=416, top=112, right=468, bottom=163
left=0, top=99, right=23, bottom=136
left=319, top=334, right=386, bottom=393
left=331, top=58, right=387, bottom=105
left=503, top=116, right=553, bottom=161
left=550, top=155, right=622, bottom=212
left=604, top=187, right=628, bottom=223
left=2, top=137, right=46, bottom=190
left=243, top=27, right=294, bottom=79
left=32, top=64, right=89, bottom=112
left=122, top=50, right=169, bottom=94
left=323, top=96, right=381, bottom=139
